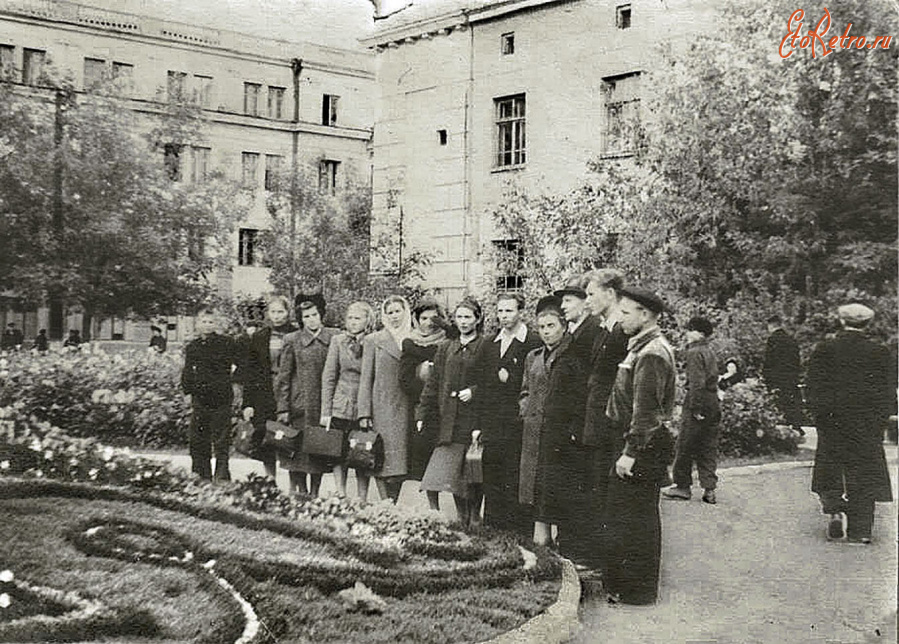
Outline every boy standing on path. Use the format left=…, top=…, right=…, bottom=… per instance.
left=181, top=307, right=244, bottom=481
left=664, top=317, right=721, bottom=504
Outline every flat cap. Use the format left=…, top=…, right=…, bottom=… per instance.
left=553, top=275, right=589, bottom=300
left=536, top=294, right=564, bottom=316
left=838, top=303, right=874, bottom=326
left=618, top=286, right=667, bottom=315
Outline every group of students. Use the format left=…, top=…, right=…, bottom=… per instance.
left=181, top=270, right=728, bottom=604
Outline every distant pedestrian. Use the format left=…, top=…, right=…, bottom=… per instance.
left=664, top=316, right=721, bottom=504
left=181, top=307, right=244, bottom=481
left=149, top=325, right=167, bottom=353
left=717, top=356, right=743, bottom=393
left=604, top=286, right=676, bottom=605
left=763, top=315, right=803, bottom=433
left=807, top=303, right=894, bottom=545
left=63, top=329, right=82, bottom=350
left=2, top=322, right=23, bottom=350
left=33, top=329, right=49, bottom=353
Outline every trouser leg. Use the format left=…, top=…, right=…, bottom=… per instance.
left=845, top=468, right=876, bottom=539
left=696, top=421, right=720, bottom=491
left=210, top=404, right=232, bottom=482
left=672, top=419, right=697, bottom=488
left=189, top=404, right=213, bottom=480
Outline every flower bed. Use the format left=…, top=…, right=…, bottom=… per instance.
left=0, top=405, right=563, bottom=643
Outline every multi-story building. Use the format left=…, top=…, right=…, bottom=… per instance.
left=0, top=0, right=375, bottom=342
left=364, top=0, right=712, bottom=304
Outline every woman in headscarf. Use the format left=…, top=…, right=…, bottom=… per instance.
left=416, top=296, right=485, bottom=525
left=401, top=297, right=450, bottom=482
left=276, top=293, right=338, bottom=496
left=358, top=295, right=414, bottom=502
left=242, top=295, right=298, bottom=480
left=320, top=300, right=377, bottom=499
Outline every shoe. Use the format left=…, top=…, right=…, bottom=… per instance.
left=702, top=489, right=717, bottom=504
left=662, top=485, right=691, bottom=500
left=827, top=513, right=845, bottom=540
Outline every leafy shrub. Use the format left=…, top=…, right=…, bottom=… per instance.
left=0, top=347, right=189, bottom=448
left=718, top=378, right=801, bottom=457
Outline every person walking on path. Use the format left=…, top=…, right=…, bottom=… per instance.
left=320, top=301, right=376, bottom=498
left=242, top=295, right=297, bottom=480
left=603, top=286, right=676, bottom=605
left=807, top=303, right=895, bottom=544
left=276, top=294, right=338, bottom=497
left=358, top=295, right=414, bottom=503
left=664, top=316, right=721, bottom=504
left=474, top=292, right=540, bottom=536
left=180, top=307, right=244, bottom=482
left=763, top=315, right=804, bottom=433
left=416, top=297, right=485, bottom=525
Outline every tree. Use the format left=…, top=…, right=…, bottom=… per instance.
left=491, top=0, right=897, bottom=363
left=262, top=161, right=428, bottom=322
left=0, top=72, right=247, bottom=338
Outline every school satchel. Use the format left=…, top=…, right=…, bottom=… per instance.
left=463, top=430, right=483, bottom=484
left=262, top=420, right=303, bottom=459
left=233, top=418, right=261, bottom=458
left=345, top=429, right=384, bottom=471
left=302, top=420, right=346, bottom=460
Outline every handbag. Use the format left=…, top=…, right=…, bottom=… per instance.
left=302, top=420, right=346, bottom=459
left=233, top=418, right=261, bottom=458
left=262, top=419, right=303, bottom=458
left=463, top=430, right=483, bottom=484
left=345, top=429, right=384, bottom=471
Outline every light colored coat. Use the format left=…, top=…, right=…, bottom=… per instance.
left=321, top=332, right=364, bottom=421
left=357, top=329, right=409, bottom=478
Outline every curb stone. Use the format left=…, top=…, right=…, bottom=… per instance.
left=484, top=558, right=581, bottom=644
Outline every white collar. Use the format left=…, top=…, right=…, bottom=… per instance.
left=495, top=322, right=527, bottom=343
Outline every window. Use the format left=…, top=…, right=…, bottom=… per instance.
left=194, top=75, right=213, bottom=107
left=167, top=70, right=186, bottom=102
left=163, top=144, right=183, bottom=181
left=616, top=4, right=632, bottom=29
left=238, top=228, right=260, bottom=266
left=111, top=62, right=133, bottom=94
left=494, top=94, right=526, bottom=167
left=318, top=159, right=340, bottom=195
left=241, top=152, right=259, bottom=188
left=243, top=82, right=261, bottom=116
left=190, top=146, right=210, bottom=183
left=322, top=94, right=339, bottom=126
left=22, top=48, right=45, bottom=86
left=493, top=239, right=525, bottom=290
left=264, top=154, right=282, bottom=191
left=501, top=32, right=515, bottom=55
left=267, top=86, right=285, bottom=119
left=83, top=57, right=105, bottom=90
left=0, top=45, right=13, bottom=79
left=438, top=129, right=448, bottom=145
left=603, top=72, right=642, bottom=155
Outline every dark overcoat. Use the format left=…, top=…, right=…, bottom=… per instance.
left=518, top=344, right=556, bottom=505
left=244, top=324, right=298, bottom=423
left=807, top=330, right=894, bottom=501
left=417, top=335, right=485, bottom=446
left=583, top=320, right=629, bottom=445
left=763, top=328, right=801, bottom=389
left=401, top=339, right=443, bottom=478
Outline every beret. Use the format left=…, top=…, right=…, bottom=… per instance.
left=618, top=286, right=667, bottom=315
left=536, top=294, right=564, bottom=316
left=838, top=303, right=874, bottom=325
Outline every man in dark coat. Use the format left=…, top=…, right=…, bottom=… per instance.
left=807, top=303, right=894, bottom=544
left=604, top=286, right=676, bottom=605
left=763, top=315, right=803, bottom=431
left=474, top=292, right=540, bottom=536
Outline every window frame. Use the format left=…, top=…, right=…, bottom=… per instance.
left=318, top=159, right=340, bottom=195
left=193, top=74, right=213, bottom=108
left=190, top=146, right=211, bottom=183
left=22, top=48, right=46, bottom=86
left=602, top=72, right=642, bottom=157
left=322, top=94, right=339, bottom=126
left=616, top=4, right=632, bottom=29
left=494, top=94, right=527, bottom=169
left=241, top=151, right=260, bottom=188
left=501, top=32, right=515, bottom=55
left=238, top=228, right=260, bottom=266
left=163, top=143, right=183, bottom=181
left=243, top=82, right=262, bottom=116
left=267, top=86, right=286, bottom=120
left=492, top=239, right=525, bottom=291
left=264, top=154, right=282, bottom=191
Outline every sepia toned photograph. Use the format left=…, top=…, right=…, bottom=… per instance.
left=0, top=0, right=895, bottom=642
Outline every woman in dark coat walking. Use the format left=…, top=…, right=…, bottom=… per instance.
left=400, top=298, right=449, bottom=481
left=320, top=301, right=376, bottom=499
left=242, top=296, right=297, bottom=479
left=276, top=294, right=339, bottom=496
left=416, top=297, right=485, bottom=524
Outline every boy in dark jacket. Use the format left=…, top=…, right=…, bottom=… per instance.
left=181, top=307, right=243, bottom=481
left=664, top=316, right=721, bottom=504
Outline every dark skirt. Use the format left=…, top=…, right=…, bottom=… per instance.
left=420, top=443, right=468, bottom=496
left=408, top=417, right=438, bottom=481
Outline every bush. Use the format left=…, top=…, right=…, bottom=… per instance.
left=718, top=378, right=801, bottom=457
left=0, top=347, right=189, bottom=448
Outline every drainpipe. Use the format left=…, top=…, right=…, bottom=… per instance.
left=462, top=13, right=474, bottom=290
left=289, top=58, right=303, bottom=302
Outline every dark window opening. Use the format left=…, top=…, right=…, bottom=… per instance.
left=493, top=239, right=525, bottom=290
left=438, top=129, right=448, bottom=145
left=164, top=144, right=183, bottom=181
left=322, top=94, right=339, bottom=126
left=501, top=32, right=515, bottom=55
left=616, top=4, right=632, bottom=29
left=238, top=228, right=260, bottom=266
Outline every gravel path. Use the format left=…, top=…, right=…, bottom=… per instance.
left=573, top=447, right=898, bottom=644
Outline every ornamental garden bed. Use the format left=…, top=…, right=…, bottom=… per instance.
left=0, top=403, right=562, bottom=644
